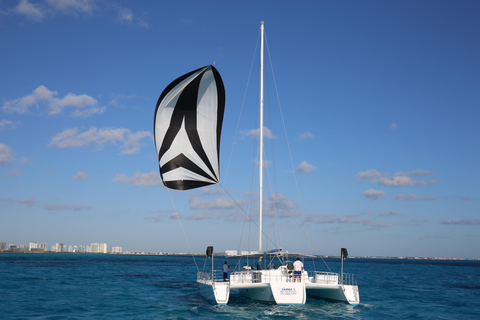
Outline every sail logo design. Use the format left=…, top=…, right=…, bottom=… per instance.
left=154, top=66, right=225, bottom=190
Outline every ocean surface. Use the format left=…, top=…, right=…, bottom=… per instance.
left=1, top=253, right=479, bottom=319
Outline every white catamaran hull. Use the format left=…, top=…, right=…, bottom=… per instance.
left=198, top=266, right=359, bottom=305
left=197, top=279, right=230, bottom=305
left=306, top=283, right=360, bottom=305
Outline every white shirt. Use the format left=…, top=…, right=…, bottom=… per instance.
left=293, top=260, right=303, bottom=271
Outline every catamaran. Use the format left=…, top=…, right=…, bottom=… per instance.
left=154, top=22, right=359, bottom=306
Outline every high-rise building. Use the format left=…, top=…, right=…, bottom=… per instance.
left=90, top=243, right=107, bottom=253
left=1, top=242, right=7, bottom=251
left=55, top=243, right=63, bottom=253
left=111, top=247, right=122, bottom=253
left=29, top=242, right=47, bottom=252
left=99, top=243, right=107, bottom=254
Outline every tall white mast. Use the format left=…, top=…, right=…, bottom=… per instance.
left=258, top=21, right=264, bottom=253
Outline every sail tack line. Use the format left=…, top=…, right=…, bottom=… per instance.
left=167, top=189, right=199, bottom=271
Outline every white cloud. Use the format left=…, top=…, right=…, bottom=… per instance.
left=18, top=198, right=36, bottom=207
left=240, top=126, right=276, bottom=139
left=10, top=0, right=148, bottom=27
left=120, top=131, right=152, bottom=155
left=116, top=6, right=133, bottom=24
left=184, top=212, right=215, bottom=220
left=144, top=214, right=164, bottom=222
left=356, top=169, right=385, bottom=179
left=0, top=143, right=14, bottom=165
left=357, top=169, right=439, bottom=187
left=14, top=0, right=44, bottom=21
left=137, top=17, right=149, bottom=29
left=389, top=123, right=398, bottom=130
left=396, top=194, right=437, bottom=201
left=48, top=127, right=151, bottom=154
left=395, top=170, right=435, bottom=176
left=254, top=159, right=272, bottom=169
left=0, top=198, right=36, bottom=207
left=71, top=106, right=106, bottom=118
left=361, top=189, right=386, bottom=200
left=377, top=175, right=439, bottom=187
left=43, top=204, right=91, bottom=211
left=296, top=161, right=317, bottom=173
left=112, top=2, right=149, bottom=28
left=19, top=156, right=33, bottom=165
left=299, top=132, right=315, bottom=140
left=2, top=85, right=99, bottom=116
left=372, top=222, right=399, bottom=228
left=49, top=127, right=124, bottom=148
left=305, top=213, right=370, bottom=225
left=0, top=119, right=17, bottom=130
left=46, top=0, right=96, bottom=15
left=4, top=168, right=23, bottom=178
left=189, top=194, right=238, bottom=210
left=265, top=193, right=300, bottom=218
left=441, top=219, right=480, bottom=225
left=201, top=188, right=226, bottom=196
left=379, top=210, right=401, bottom=216
left=113, top=171, right=162, bottom=186
left=73, top=171, right=89, bottom=180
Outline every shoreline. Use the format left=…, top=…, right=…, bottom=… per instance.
left=1, top=251, right=478, bottom=261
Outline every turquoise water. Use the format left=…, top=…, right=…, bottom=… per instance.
left=1, top=254, right=479, bottom=319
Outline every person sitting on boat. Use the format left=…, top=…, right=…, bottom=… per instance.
left=222, top=262, right=229, bottom=281
left=267, top=260, right=275, bottom=269
left=293, top=257, right=303, bottom=282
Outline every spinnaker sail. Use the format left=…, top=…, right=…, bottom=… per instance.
left=154, top=65, right=225, bottom=190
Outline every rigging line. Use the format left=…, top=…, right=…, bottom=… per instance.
left=236, top=159, right=256, bottom=256
left=224, top=30, right=260, bottom=184
left=246, top=137, right=258, bottom=254
left=219, top=183, right=279, bottom=250
left=262, top=146, right=281, bottom=249
left=264, top=40, right=282, bottom=249
left=212, top=28, right=260, bottom=65
left=265, top=33, right=332, bottom=272
left=167, top=189, right=199, bottom=271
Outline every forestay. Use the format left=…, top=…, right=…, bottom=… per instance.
left=154, top=65, right=225, bottom=190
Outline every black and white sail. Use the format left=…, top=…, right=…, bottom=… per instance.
left=154, top=65, right=225, bottom=190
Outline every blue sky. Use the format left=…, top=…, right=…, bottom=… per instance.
left=1, top=0, right=479, bottom=258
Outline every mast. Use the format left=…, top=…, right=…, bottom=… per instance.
left=258, top=21, right=264, bottom=253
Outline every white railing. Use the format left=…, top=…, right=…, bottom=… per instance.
left=200, top=268, right=358, bottom=287
left=308, top=271, right=357, bottom=286
left=341, top=272, right=358, bottom=286
left=229, top=268, right=301, bottom=284
left=197, top=270, right=224, bottom=282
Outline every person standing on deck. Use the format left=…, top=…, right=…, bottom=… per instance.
left=223, top=262, right=229, bottom=281
left=293, top=257, right=303, bottom=282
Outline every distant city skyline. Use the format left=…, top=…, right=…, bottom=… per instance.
left=1, top=241, right=121, bottom=254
